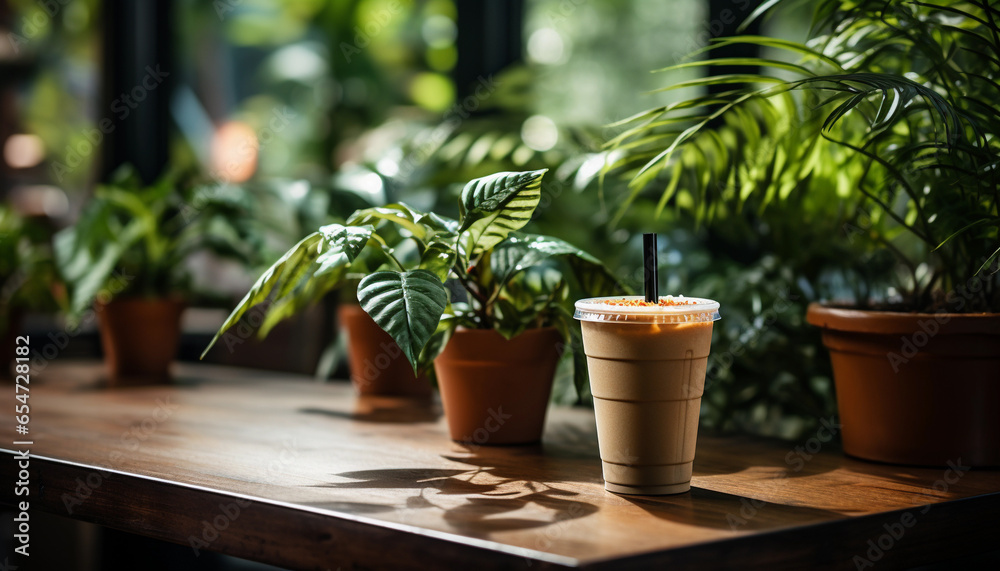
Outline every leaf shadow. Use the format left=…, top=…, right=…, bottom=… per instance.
left=315, top=453, right=599, bottom=537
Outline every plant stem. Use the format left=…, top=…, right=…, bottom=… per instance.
left=453, top=266, right=492, bottom=328
left=385, top=253, right=406, bottom=272
left=369, top=233, right=406, bottom=271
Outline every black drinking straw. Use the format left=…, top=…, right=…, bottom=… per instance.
left=643, top=233, right=658, bottom=303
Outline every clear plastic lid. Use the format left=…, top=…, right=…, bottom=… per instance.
left=574, top=296, right=721, bottom=324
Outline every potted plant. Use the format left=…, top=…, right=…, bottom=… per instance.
left=55, top=166, right=264, bottom=384
left=214, top=172, right=430, bottom=394
left=1, top=206, right=62, bottom=378
left=608, top=1, right=999, bottom=465
left=204, top=169, right=625, bottom=443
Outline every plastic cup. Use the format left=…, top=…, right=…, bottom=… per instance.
left=574, top=296, right=721, bottom=495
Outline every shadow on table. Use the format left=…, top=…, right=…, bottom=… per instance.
left=315, top=453, right=599, bottom=536
left=440, top=487, right=598, bottom=535
left=692, top=433, right=842, bottom=481
left=836, top=455, right=997, bottom=502
left=299, top=395, right=441, bottom=424
left=537, top=424, right=842, bottom=481
left=622, top=486, right=841, bottom=531
left=539, top=422, right=601, bottom=460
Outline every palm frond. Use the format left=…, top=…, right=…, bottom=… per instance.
left=607, top=0, right=1000, bottom=311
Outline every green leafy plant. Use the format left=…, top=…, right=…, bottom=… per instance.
left=203, top=169, right=626, bottom=394
left=608, top=0, right=1000, bottom=312
left=1, top=206, right=62, bottom=334
left=54, top=166, right=265, bottom=318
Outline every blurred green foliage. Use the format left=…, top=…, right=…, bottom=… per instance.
left=53, top=166, right=269, bottom=317
left=12, top=0, right=100, bottom=190
left=610, top=0, right=1000, bottom=312
left=0, top=207, right=62, bottom=333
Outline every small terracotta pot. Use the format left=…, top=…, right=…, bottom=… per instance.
left=807, top=303, right=1000, bottom=466
left=434, top=327, right=563, bottom=445
left=338, top=304, right=431, bottom=397
left=96, top=297, right=185, bottom=385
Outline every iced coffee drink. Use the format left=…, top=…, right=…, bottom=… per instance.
left=575, top=296, right=721, bottom=495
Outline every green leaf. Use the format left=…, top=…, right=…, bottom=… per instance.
left=492, top=297, right=527, bottom=340
left=649, top=74, right=790, bottom=94
left=738, top=0, right=783, bottom=32
left=54, top=215, right=145, bottom=317
left=458, top=169, right=547, bottom=257
left=489, top=233, right=625, bottom=298
left=418, top=235, right=458, bottom=281
left=202, top=233, right=322, bottom=357
left=347, top=204, right=429, bottom=240
left=656, top=58, right=816, bottom=78
left=202, top=224, right=374, bottom=357
left=98, top=186, right=157, bottom=222
left=357, top=269, right=449, bottom=372
left=417, top=313, right=457, bottom=376
left=568, top=254, right=630, bottom=298
left=256, top=294, right=305, bottom=339
left=490, top=233, right=617, bottom=294
left=316, top=224, right=375, bottom=276
left=493, top=266, right=571, bottom=339
left=491, top=235, right=563, bottom=289
left=655, top=159, right=685, bottom=217
left=417, top=212, right=461, bottom=235
left=267, top=224, right=373, bottom=312
left=933, top=218, right=995, bottom=252
left=694, top=35, right=844, bottom=70
left=975, top=244, right=1000, bottom=276
left=521, top=266, right=568, bottom=305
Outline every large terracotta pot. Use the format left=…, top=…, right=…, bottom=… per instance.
left=806, top=303, right=1000, bottom=466
left=338, top=304, right=431, bottom=397
left=96, top=297, right=185, bottom=385
left=434, top=327, right=563, bottom=445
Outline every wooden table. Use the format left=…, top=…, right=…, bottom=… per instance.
left=2, top=362, right=998, bottom=570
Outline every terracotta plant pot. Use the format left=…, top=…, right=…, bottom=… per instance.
left=434, top=327, right=563, bottom=445
left=338, top=304, right=431, bottom=397
left=96, top=297, right=185, bottom=385
left=806, top=303, right=1000, bottom=466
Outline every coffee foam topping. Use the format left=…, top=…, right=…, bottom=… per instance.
left=574, top=296, right=721, bottom=324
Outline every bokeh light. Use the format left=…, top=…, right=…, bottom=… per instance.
left=527, top=28, right=566, bottom=65
left=521, top=115, right=559, bottom=152
left=3, top=134, right=46, bottom=169
left=211, top=121, right=259, bottom=183
left=409, top=72, right=455, bottom=112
